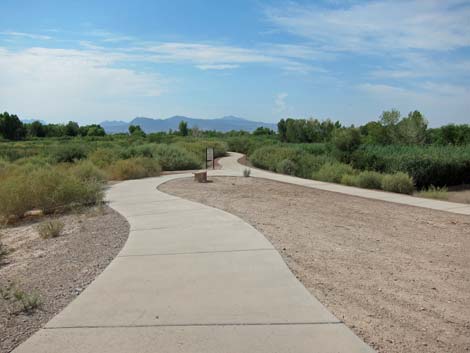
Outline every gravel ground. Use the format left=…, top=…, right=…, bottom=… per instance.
left=0, top=206, right=129, bottom=353
left=160, top=176, right=470, bottom=353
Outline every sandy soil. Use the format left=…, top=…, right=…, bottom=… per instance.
left=160, top=176, right=470, bottom=353
left=0, top=206, right=129, bottom=353
left=447, top=189, right=470, bottom=204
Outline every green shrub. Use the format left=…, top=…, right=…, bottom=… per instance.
left=313, top=162, right=356, bottom=183
left=295, top=154, right=334, bottom=178
left=243, top=168, right=251, bottom=177
left=277, top=159, right=298, bottom=175
left=352, top=145, right=470, bottom=188
left=70, top=161, right=106, bottom=183
left=38, top=220, right=64, bottom=239
left=88, top=147, right=119, bottom=168
left=340, top=174, right=359, bottom=186
left=121, top=144, right=156, bottom=158
left=0, top=238, right=9, bottom=263
left=226, top=136, right=269, bottom=155
left=250, top=146, right=299, bottom=172
left=52, top=144, right=87, bottom=163
left=381, top=172, right=414, bottom=194
left=153, top=145, right=200, bottom=170
left=175, top=140, right=228, bottom=160
left=13, top=287, right=42, bottom=313
left=418, top=185, right=448, bottom=200
left=108, top=157, right=161, bottom=180
left=0, top=159, right=10, bottom=180
left=356, top=171, right=384, bottom=189
left=0, top=166, right=104, bottom=220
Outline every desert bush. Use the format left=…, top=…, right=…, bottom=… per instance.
left=340, top=174, right=359, bottom=186
left=121, top=144, right=156, bottom=159
left=277, top=159, right=298, bottom=175
left=88, top=147, right=119, bottom=168
left=295, top=154, right=334, bottom=178
left=13, top=287, right=42, bottom=313
left=107, top=157, right=161, bottom=180
left=38, top=220, right=65, bottom=239
left=418, top=185, right=448, bottom=200
left=52, top=144, right=87, bottom=163
left=356, top=171, right=384, bottom=189
left=175, top=140, right=228, bottom=160
left=70, top=161, right=106, bottom=183
left=0, top=239, right=8, bottom=263
left=226, top=136, right=269, bottom=155
left=243, top=168, right=251, bottom=177
left=313, top=162, right=356, bottom=183
left=0, top=159, right=10, bottom=180
left=250, top=146, right=299, bottom=172
left=292, top=143, right=328, bottom=156
left=0, top=166, right=104, bottom=220
left=381, top=172, right=414, bottom=194
left=153, top=144, right=200, bottom=170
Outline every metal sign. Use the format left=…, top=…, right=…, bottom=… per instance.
left=206, top=147, right=214, bottom=169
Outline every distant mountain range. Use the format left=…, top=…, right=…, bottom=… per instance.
left=100, top=116, right=277, bottom=134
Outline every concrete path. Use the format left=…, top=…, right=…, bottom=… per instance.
left=13, top=173, right=374, bottom=352
left=219, top=152, right=470, bottom=215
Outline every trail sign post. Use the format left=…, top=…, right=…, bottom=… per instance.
left=206, top=147, right=214, bottom=169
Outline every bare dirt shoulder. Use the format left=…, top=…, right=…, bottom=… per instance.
left=0, top=206, right=129, bottom=353
left=159, top=176, right=470, bottom=353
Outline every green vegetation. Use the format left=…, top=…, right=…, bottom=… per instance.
left=381, top=172, right=415, bottom=195
left=243, top=168, right=251, bottom=177
left=0, top=237, right=8, bottom=263
left=418, top=185, right=449, bottom=200
left=108, top=157, right=161, bottom=180
left=314, top=162, right=356, bottom=183
left=38, top=220, right=65, bottom=239
left=0, top=108, right=469, bottom=221
left=0, top=283, right=41, bottom=313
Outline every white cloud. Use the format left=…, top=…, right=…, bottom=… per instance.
left=143, top=42, right=274, bottom=65
left=196, top=64, right=240, bottom=70
left=0, top=31, right=51, bottom=41
left=0, top=47, right=164, bottom=122
left=266, top=1, right=470, bottom=52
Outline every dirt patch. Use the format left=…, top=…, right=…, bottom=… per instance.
left=447, top=189, right=470, bottom=204
left=159, top=176, right=470, bottom=353
left=0, top=206, right=129, bottom=353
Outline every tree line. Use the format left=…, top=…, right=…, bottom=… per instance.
left=0, top=112, right=106, bottom=140
left=2, top=110, right=469, bottom=145
left=277, top=110, right=470, bottom=146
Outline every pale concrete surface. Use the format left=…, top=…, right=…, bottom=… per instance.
left=219, top=152, right=470, bottom=215
left=13, top=172, right=374, bottom=352
left=13, top=324, right=373, bottom=353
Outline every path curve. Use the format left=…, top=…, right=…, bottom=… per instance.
left=218, top=152, right=470, bottom=215
left=13, top=172, right=374, bottom=352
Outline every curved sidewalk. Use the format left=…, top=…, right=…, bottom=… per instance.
left=218, top=152, right=470, bottom=215
left=13, top=173, right=374, bottom=353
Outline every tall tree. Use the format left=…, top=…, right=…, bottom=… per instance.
left=65, top=121, right=80, bottom=136
left=0, top=112, right=26, bottom=140
left=178, top=120, right=189, bottom=136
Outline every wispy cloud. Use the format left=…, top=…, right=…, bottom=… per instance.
left=0, top=31, right=52, bottom=40
left=265, top=1, right=470, bottom=52
left=196, top=64, right=240, bottom=70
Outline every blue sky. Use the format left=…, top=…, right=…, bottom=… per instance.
left=0, top=0, right=469, bottom=126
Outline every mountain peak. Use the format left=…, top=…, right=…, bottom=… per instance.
left=100, top=115, right=276, bottom=134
